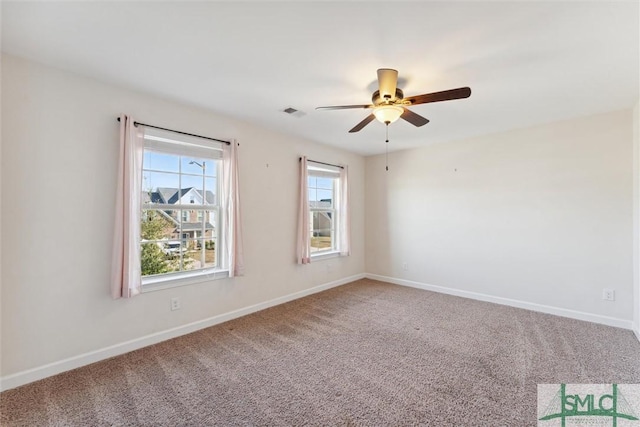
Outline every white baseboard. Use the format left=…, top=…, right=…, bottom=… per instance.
left=2, top=272, right=632, bottom=391
left=0, top=273, right=365, bottom=392
left=366, top=273, right=634, bottom=330
left=634, top=326, right=640, bottom=343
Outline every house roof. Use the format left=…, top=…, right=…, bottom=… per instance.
left=144, top=188, right=215, bottom=205
left=310, top=200, right=332, bottom=209
left=181, top=222, right=214, bottom=231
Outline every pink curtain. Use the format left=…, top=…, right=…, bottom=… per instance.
left=339, top=165, right=351, bottom=256
left=222, top=140, right=245, bottom=277
left=111, top=114, right=144, bottom=298
left=296, top=156, right=311, bottom=264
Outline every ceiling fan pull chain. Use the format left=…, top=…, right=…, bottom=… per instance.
left=385, top=123, right=389, bottom=171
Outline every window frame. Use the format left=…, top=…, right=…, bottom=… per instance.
left=307, top=163, right=342, bottom=258
left=140, top=129, right=228, bottom=290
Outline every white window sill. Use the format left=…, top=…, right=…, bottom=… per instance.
left=142, top=269, right=229, bottom=293
left=311, top=251, right=341, bottom=261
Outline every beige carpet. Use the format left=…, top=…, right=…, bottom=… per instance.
left=2, top=279, right=639, bottom=426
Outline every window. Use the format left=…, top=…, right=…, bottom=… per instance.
left=140, top=127, right=223, bottom=285
left=307, top=163, right=342, bottom=255
left=112, top=115, right=243, bottom=298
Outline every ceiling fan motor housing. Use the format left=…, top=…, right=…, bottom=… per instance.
left=372, top=89, right=404, bottom=105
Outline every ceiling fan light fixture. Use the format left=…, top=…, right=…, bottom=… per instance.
left=373, top=105, right=403, bottom=124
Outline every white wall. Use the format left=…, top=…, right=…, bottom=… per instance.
left=366, top=110, right=634, bottom=325
left=0, top=54, right=365, bottom=382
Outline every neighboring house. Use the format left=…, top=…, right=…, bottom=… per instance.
left=310, top=199, right=332, bottom=237
left=143, top=187, right=216, bottom=246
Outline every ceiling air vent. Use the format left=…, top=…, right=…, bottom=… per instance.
left=283, top=107, right=306, bottom=118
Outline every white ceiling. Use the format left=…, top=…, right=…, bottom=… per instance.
left=2, top=1, right=638, bottom=156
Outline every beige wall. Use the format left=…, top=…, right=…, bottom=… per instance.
left=366, top=110, right=634, bottom=322
left=1, top=52, right=637, bottom=387
left=0, top=47, right=3, bottom=380
left=0, top=55, right=365, bottom=379
left=634, top=99, right=640, bottom=335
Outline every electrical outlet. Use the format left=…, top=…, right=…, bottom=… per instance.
left=402, top=262, right=408, bottom=271
left=171, top=297, right=181, bottom=311
left=602, top=288, right=615, bottom=301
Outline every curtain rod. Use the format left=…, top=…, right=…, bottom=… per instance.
left=116, top=117, right=231, bottom=145
left=299, top=158, right=344, bottom=169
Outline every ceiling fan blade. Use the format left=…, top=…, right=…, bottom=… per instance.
left=377, top=68, right=398, bottom=100
left=400, top=108, right=430, bottom=127
left=348, top=114, right=376, bottom=133
left=316, top=104, right=372, bottom=110
left=406, top=87, right=471, bottom=105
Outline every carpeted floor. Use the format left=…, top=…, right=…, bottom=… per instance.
left=1, top=279, right=639, bottom=426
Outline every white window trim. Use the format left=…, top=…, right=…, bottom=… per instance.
left=142, top=268, right=230, bottom=292
left=308, top=165, right=341, bottom=256
left=141, top=129, right=227, bottom=290
left=311, top=250, right=341, bottom=261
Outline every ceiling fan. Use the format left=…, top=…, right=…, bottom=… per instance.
left=316, top=69, right=471, bottom=133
